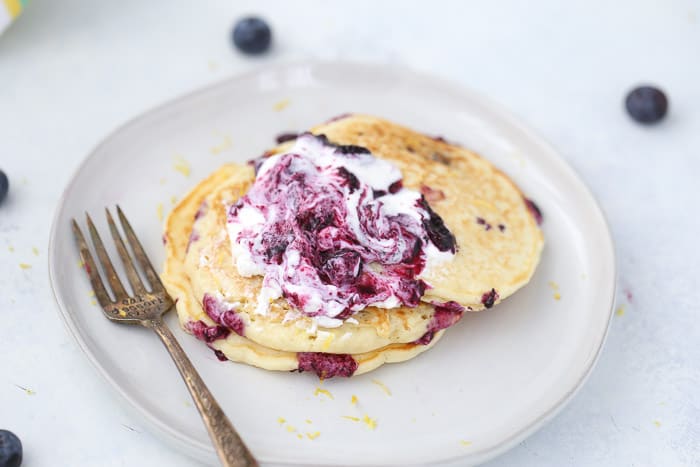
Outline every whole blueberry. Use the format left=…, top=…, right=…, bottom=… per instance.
left=0, top=430, right=22, bottom=467
left=625, top=86, right=668, bottom=124
left=0, top=170, right=8, bottom=205
left=232, top=17, right=271, bottom=55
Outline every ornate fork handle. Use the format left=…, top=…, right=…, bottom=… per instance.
left=147, top=318, right=258, bottom=467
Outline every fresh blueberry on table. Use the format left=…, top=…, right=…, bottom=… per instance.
left=232, top=17, right=272, bottom=55
left=0, top=430, right=22, bottom=467
left=0, top=170, right=8, bottom=205
left=625, top=85, right=668, bottom=124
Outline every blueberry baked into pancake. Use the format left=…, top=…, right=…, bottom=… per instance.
left=161, top=115, right=543, bottom=378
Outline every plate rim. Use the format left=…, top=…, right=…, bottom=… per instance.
left=48, top=59, right=617, bottom=466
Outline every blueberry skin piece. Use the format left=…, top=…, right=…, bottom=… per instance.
left=0, top=170, right=8, bottom=205
left=625, top=86, right=668, bottom=124
left=0, top=429, right=22, bottom=467
left=232, top=17, right=272, bottom=55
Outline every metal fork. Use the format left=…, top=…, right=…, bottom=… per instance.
left=72, top=206, right=258, bottom=467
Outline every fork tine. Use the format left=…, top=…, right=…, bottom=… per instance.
left=116, top=205, right=165, bottom=292
left=86, top=212, right=128, bottom=301
left=72, top=219, right=113, bottom=307
left=105, top=208, right=148, bottom=295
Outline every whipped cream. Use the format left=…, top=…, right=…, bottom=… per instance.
left=227, top=133, right=456, bottom=328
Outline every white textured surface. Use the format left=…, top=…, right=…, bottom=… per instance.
left=0, top=1, right=698, bottom=466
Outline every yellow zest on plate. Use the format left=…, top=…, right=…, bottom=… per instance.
left=273, top=99, right=290, bottom=111
left=314, top=387, right=334, bottom=399
left=173, top=156, right=191, bottom=177
left=371, top=379, right=392, bottom=396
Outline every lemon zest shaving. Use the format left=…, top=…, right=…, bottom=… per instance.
left=314, top=387, right=334, bottom=399
left=372, top=379, right=392, bottom=396
left=273, top=99, right=290, bottom=111
left=362, top=414, right=377, bottom=430
left=173, top=157, right=191, bottom=177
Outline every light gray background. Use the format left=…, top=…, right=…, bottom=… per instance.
left=1, top=1, right=698, bottom=466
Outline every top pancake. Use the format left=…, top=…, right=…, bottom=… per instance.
left=288, top=115, right=544, bottom=307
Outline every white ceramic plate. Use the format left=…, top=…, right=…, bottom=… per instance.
left=49, top=62, right=615, bottom=466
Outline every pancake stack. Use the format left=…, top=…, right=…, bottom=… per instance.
left=161, top=115, right=543, bottom=378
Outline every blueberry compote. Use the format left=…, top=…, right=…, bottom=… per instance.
left=227, top=133, right=456, bottom=327
left=415, top=301, right=465, bottom=345
left=297, top=352, right=358, bottom=378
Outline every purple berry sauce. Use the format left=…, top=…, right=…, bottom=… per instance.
left=227, top=133, right=457, bottom=325
left=297, top=352, right=358, bottom=378
left=214, top=349, right=228, bottom=361
left=524, top=198, right=543, bottom=226
left=186, top=320, right=230, bottom=343
left=415, top=301, right=465, bottom=345
left=202, top=293, right=245, bottom=336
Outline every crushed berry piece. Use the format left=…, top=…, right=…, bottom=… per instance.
left=186, top=320, right=230, bottom=343
left=335, top=144, right=371, bottom=155
left=312, top=132, right=371, bottom=155
left=388, top=180, right=403, bottom=194
left=498, top=224, right=506, bottom=232
left=203, top=294, right=245, bottom=336
left=214, top=349, right=228, bottom=361
left=261, top=232, right=291, bottom=264
left=297, top=352, right=358, bottom=378
left=161, top=234, right=168, bottom=245
left=420, top=185, right=446, bottom=202
left=372, top=189, right=387, bottom=198
left=481, top=288, right=499, bottom=309
left=275, top=132, right=298, bottom=144
left=336, top=167, right=360, bottom=192
left=524, top=198, right=543, bottom=225
left=417, top=196, right=456, bottom=253
left=415, top=301, right=465, bottom=344
left=320, top=249, right=362, bottom=285
left=297, top=210, right=334, bottom=232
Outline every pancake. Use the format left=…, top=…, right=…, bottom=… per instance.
left=161, top=115, right=543, bottom=376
